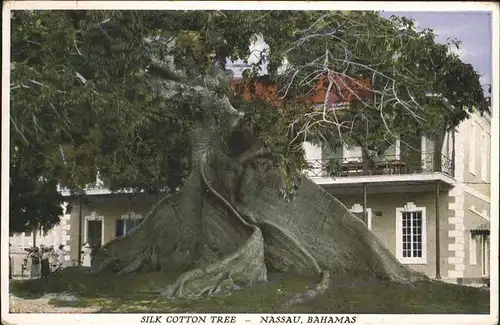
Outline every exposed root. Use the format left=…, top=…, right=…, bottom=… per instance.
left=160, top=227, right=266, bottom=298
left=118, top=255, right=145, bottom=275
left=91, top=227, right=151, bottom=274
left=281, top=271, right=331, bottom=309
left=238, top=207, right=330, bottom=307
left=117, top=244, right=160, bottom=275
left=92, top=127, right=427, bottom=303
left=259, top=220, right=321, bottom=275
left=237, top=145, right=273, bottom=165
left=159, top=152, right=267, bottom=299
left=91, top=194, right=173, bottom=273
left=257, top=219, right=330, bottom=308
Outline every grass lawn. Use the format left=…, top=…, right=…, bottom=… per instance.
left=10, top=267, right=490, bottom=313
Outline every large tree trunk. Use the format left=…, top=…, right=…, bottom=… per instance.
left=91, top=57, right=428, bottom=301
left=91, top=120, right=427, bottom=300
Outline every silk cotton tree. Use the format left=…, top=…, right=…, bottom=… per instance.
left=10, top=10, right=486, bottom=302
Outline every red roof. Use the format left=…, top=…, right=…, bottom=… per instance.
left=229, top=73, right=373, bottom=107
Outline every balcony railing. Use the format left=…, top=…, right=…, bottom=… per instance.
left=305, top=152, right=453, bottom=178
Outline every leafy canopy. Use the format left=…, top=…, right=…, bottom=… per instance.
left=10, top=10, right=487, bottom=230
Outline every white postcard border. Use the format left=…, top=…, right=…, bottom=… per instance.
left=2, top=2, right=498, bottom=325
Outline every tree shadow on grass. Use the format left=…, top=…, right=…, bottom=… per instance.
left=291, top=280, right=490, bottom=314
left=12, top=268, right=490, bottom=314
left=11, top=267, right=181, bottom=300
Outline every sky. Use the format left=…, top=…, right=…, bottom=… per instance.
left=230, top=11, right=492, bottom=94
left=380, top=11, right=492, bottom=92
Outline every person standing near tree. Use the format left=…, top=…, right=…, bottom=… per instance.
left=40, top=247, right=51, bottom=278
left=90, top=244, right=100, bottom=268
left=56, top=244, right=66, bottom=269
left=81, top=242, right=92, bottom=268
left=28, top=247, right=41, bottom=278
left=48, top=245, right=58, bottom=273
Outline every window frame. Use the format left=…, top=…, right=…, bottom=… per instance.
left=395, top=202, right=427, bottom=264
left=84, top=212, right=104, bottom=247
left=469, top=121, right=476, bottom=175
left=116, top=213, right=143, bottom=238
left=480, top=130, right=488, bottom=182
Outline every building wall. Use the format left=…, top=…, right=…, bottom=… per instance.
left=446, top=111, right=491, bottom=281
left=465, top=233, right=490, bottom=279
left=463, top=193, right=490, bottom=278
left=331, top=189, right=452, bottom=278
left=9, top=218, right=67, bottom=276
left=66, top=193, right=161, bottom=262
left=461, top=112, right=491, bottom=197
left=9, top=227, right=61, bottom=249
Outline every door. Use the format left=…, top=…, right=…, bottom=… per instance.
left=87, top=220, right=102, bottom=246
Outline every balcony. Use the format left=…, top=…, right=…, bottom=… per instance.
left=305, top=152, right=454, bottom=178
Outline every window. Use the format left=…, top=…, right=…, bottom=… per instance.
left=87, top=219, right=103, bottom=246
left=480, top=131, right=488, bottom=182
left=402, top=212, right=423, bottom=258
left=396, top=203, right=427, bottom=264
left=116, top=218, right=143, bottom=237
left=469, top=122, right=476, bottom=174
left=85, top=212, right=104, bottom=246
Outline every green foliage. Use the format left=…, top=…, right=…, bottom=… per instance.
left=11, top=11, right=192, bottom=195
left=267, top=11, right=486, bottom=159
left=325, top=160, right=341, bottom=178
left=10, top=145, right=63, bottom=233
left=10, top=10, right=487, bottom=230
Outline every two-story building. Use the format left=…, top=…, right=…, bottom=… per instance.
left=302, top=109, right=491, bottom=284
left=230, top=73, right=491, bottom=284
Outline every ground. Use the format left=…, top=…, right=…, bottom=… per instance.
left=9, top=267, right=490, bottom=313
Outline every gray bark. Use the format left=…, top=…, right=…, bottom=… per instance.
left=91, top=57, right=428, bottom=301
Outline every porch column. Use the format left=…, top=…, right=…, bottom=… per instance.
left=33, top=228, right=37, bottom=247
left=362, top=183, right=368, bottom=226
left=435, top=180, right=441, bottom=279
